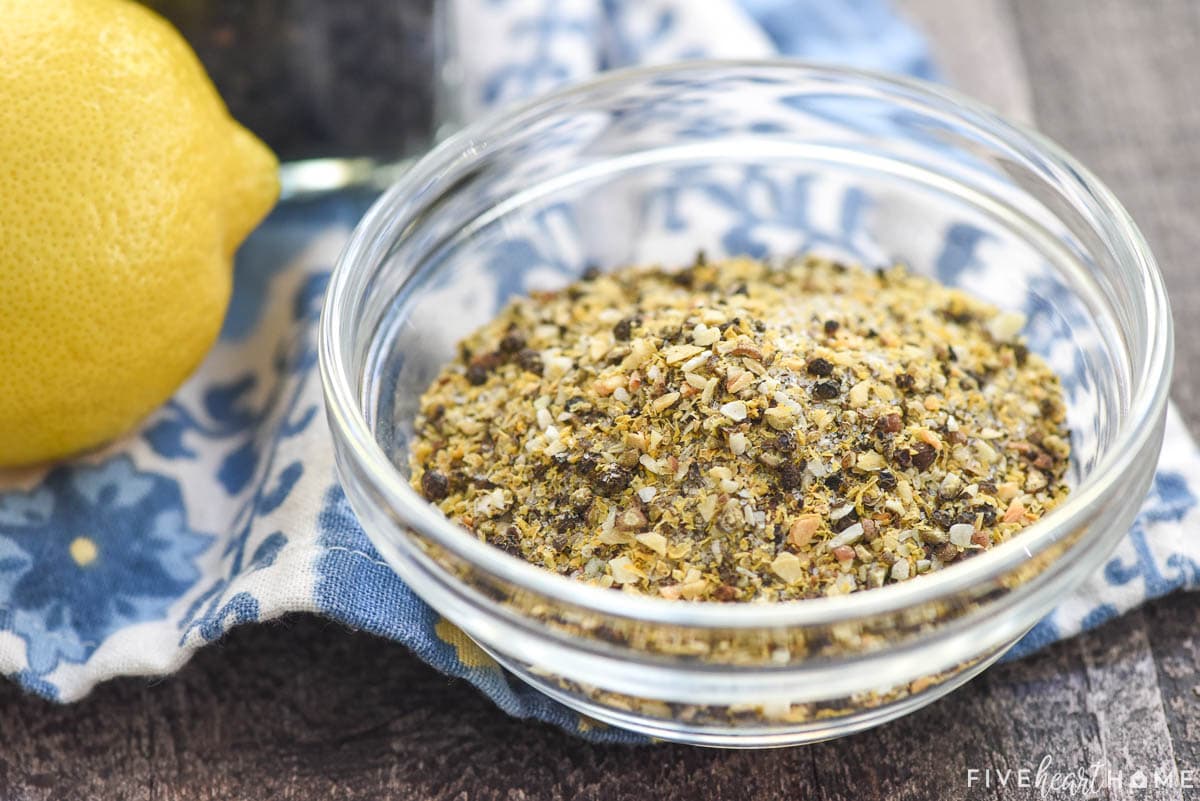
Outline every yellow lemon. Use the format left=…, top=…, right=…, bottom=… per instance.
left=0, top=0, right=279, bottom=467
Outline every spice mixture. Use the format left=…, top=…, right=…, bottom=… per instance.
left=409, top=255, right=1070, bottom=601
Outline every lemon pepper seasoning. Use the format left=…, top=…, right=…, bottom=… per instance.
left=410, top=255, right=1070, bottom=601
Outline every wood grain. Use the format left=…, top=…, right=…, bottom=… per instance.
left=2, top=596, right=1198, bottom=801
left=2, top=2, right=1199, bottom=799
left=1007, top=0, right=1200, bottom=423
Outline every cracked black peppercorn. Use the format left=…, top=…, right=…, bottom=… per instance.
left=936, top=543, right=960, bottom=563
left=875, top=413, right=902, bottom=435
left=812, top=381, right=840, bottom=400
left=465, top=364, right=488, bottom=386
left=421, top=470, right=449, bottom=501
left=831, top=508, right=860, bottom=532
left=499, top=331, right=526, bottom=353
left=824, top=319, right=840, bottom=335
left=954, top=509, right=977, bottom=526
left=806, top=357, right=834, bottom=377
left=778, top=463, right=804, bottom=491
left=495, top=528, right=523, bottom=557
left=911, top=442, right=937, bottom=471
left=576, top=452, right=599, bottom=475
left=516, top=348, right=544, bottom=375
left=613, top=317, right=636, bottom=341
left=594, top=464, right=633, bottom=497
left=931, top=509, right=954, bottom=529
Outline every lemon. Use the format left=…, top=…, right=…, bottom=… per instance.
left=0, top=0, right=279, bottom=467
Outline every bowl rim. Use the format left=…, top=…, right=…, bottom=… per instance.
left=318, top=59, right=1173, bottom=629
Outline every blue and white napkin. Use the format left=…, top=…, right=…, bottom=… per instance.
left=0, top=0, right=1195, bottom=743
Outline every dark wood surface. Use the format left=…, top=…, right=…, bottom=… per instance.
left=3, top=2, right=1198, bottom=799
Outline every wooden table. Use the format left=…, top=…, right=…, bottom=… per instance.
left=3, top=2, right=1198, bottom=798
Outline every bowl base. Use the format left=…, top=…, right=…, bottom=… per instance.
left=483, top=638, right=1016, bottom=748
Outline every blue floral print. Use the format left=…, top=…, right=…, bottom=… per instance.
left=0, top=458, right=211, bottom=682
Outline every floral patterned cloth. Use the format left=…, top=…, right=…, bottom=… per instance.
left=0, top=0, right=1195, bottom=745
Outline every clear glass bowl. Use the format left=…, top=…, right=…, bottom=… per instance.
left=318, top=62, right=1172, bottom=747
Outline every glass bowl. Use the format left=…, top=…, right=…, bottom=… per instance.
left=318, top=62, right=1172, bottom=747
